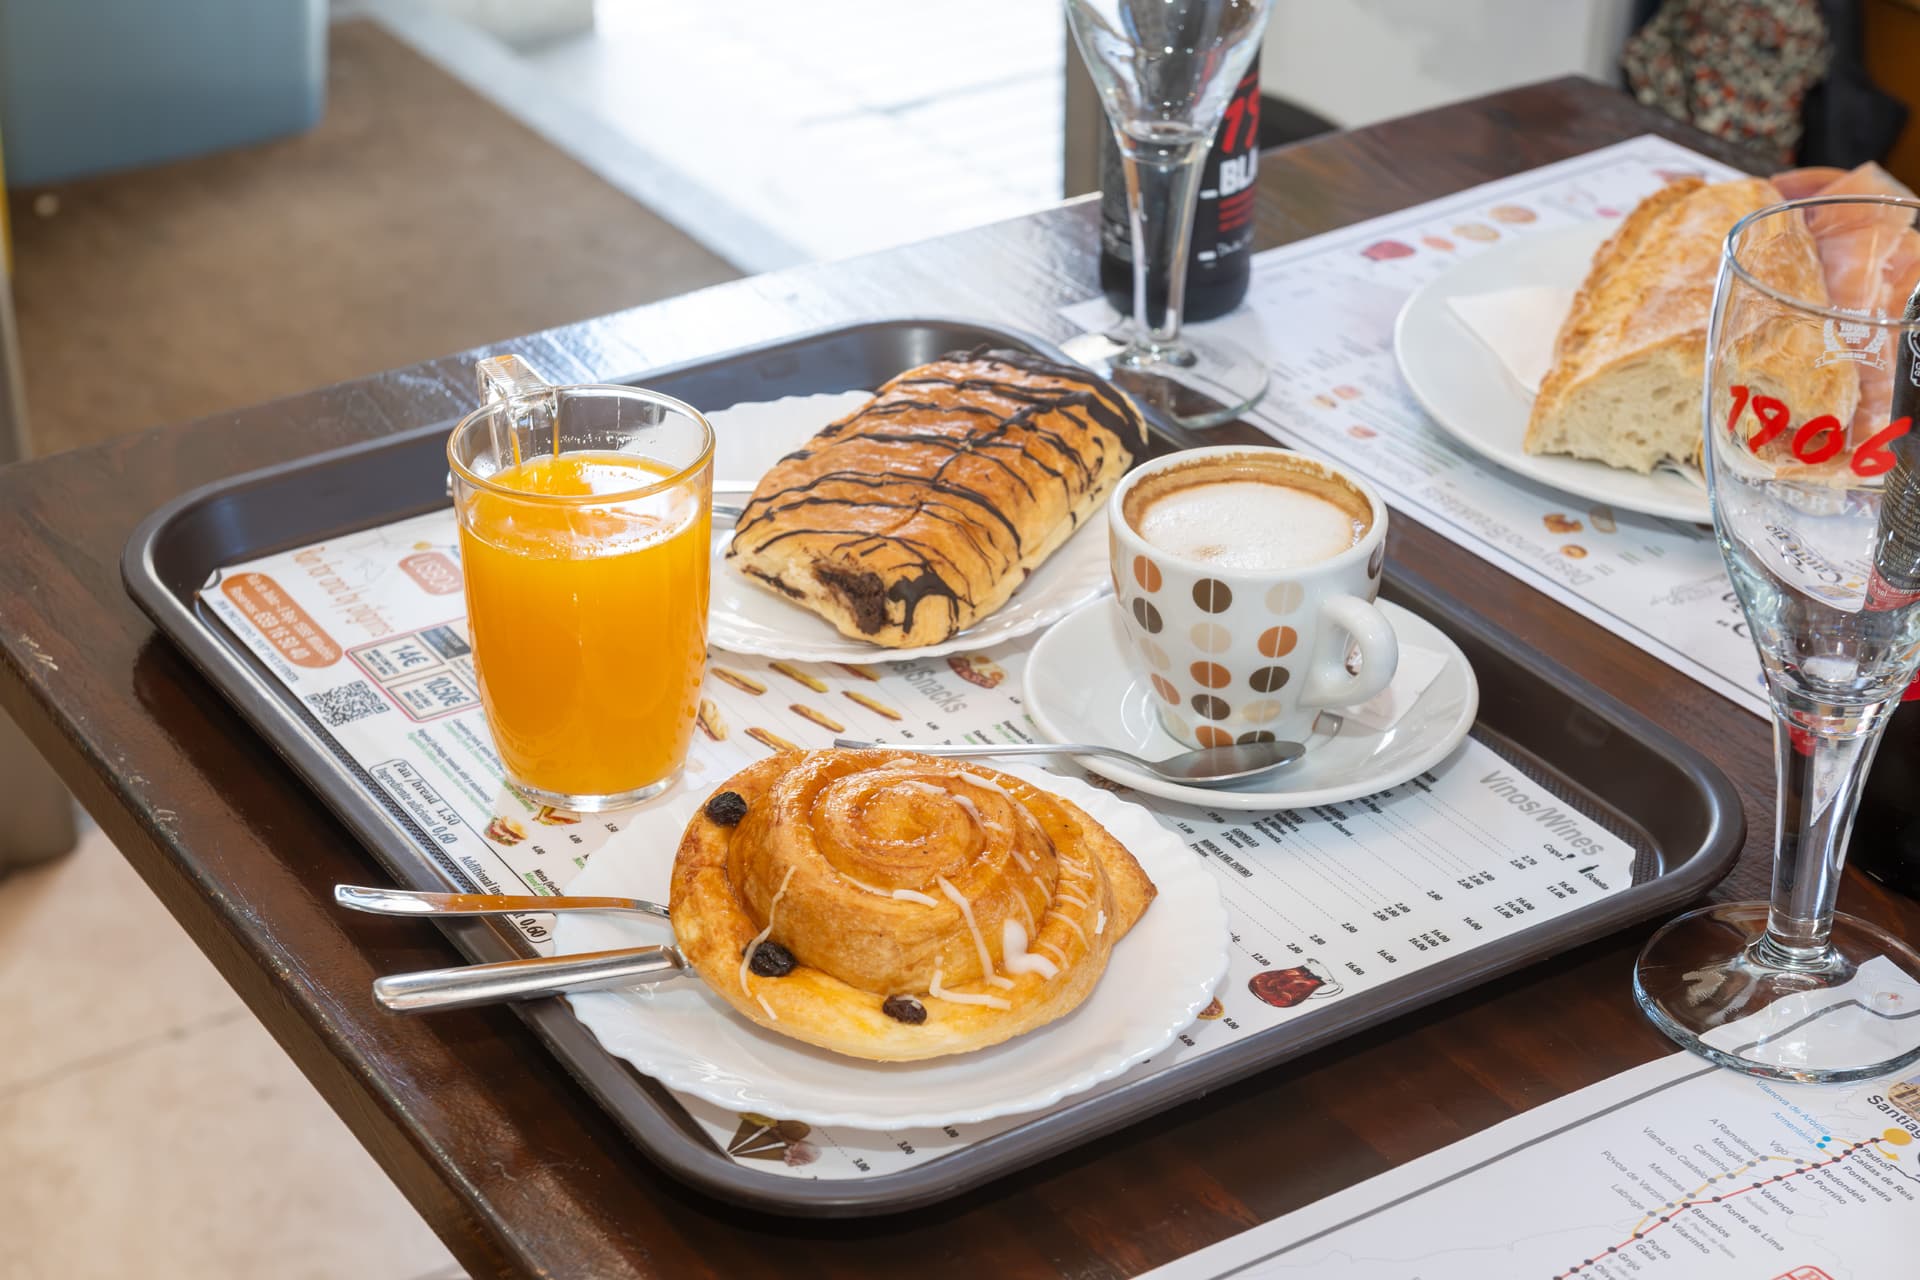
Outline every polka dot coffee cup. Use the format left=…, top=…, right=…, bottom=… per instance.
left=1108, top=446, right=1398, bottom=750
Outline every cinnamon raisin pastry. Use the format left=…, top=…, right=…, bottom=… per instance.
left=727, top=349, right=1144, bottom=648
left=668, top=749, right=1157, bottom=1061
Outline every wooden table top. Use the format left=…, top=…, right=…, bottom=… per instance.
left=7, top=77, right=1919, bottom=1278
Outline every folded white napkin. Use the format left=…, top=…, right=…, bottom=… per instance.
left=1446, top=286, right=1575, bottom=397
left=1340, top=643, right=1449, bottom=733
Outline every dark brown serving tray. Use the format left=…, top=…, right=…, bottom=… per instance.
left=122, top=318, right=1744, bottom=1216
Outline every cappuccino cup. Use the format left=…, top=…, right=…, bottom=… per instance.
left=1108, top=446, right=1397, bottom=749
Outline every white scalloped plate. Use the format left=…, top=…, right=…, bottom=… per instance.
left=704, top=392, right=1115, bottom=662
left=553, top=765, right=1228, bottom=1129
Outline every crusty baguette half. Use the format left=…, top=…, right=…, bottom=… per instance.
left=1526, top=176, right=1851, bottom=476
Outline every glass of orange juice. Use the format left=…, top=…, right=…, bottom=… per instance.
left=447, top=355, right=713, bottom=810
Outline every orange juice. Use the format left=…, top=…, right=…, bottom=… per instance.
left=457, top=451, right=710, bottom=802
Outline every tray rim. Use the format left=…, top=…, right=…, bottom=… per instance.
left=121, top=315, right=1746, bottom=1217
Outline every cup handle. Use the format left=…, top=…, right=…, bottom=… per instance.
left=474, top=355, right=559, bottom=469
left=1298, top=595, right=1398, bottom=712
left=477, top=353, right=554, bottom=404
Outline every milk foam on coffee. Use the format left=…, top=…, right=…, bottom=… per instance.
left=1128, top=454, right=1374, bottom=564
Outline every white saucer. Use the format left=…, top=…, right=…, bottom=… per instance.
left=704, top=390, right=1115, bottom=662
left=1023, top=597, right=1478, bottom=811
left=553, top=763, right=1228, bottom=1129
left=1393, top=222, right=1711, bottom=525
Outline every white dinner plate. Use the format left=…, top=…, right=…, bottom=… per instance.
left=1393, top=221, right=1712, bottom=525
left=705, top=391, right=1115, bottom=662
left=553, top=764, right=1228, bottom=1129
left=1022, top=597, right=1478, bottom=812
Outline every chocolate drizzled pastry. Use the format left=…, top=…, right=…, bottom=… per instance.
left=727, top=349, right=1144, bottom=648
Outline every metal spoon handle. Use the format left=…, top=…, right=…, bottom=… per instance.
left=833, top=738, right=1139, bottom=766
left=374, top=946, right=686, bottom=1013
left=336, top=884, right=670, bottom=922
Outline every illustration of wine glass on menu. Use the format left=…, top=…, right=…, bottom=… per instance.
left=1634, top=194, right=1920, bottom=1080
left=1064, top=0, right=1272, bottom=429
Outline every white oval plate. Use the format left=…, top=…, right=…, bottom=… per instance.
left=554, top=765, right=1227, bottom=1130
left=704, top=391, right=1115, bottom=662
left=1023, top=597, right=1477, bottom=811
left=1393, top=221, right=1712, bottom=525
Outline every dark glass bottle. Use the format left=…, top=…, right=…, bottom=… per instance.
left=1856, top=286, right=1920, bottom=898
left=1098, top=56, right=1261, bottom=324
left=1854, top=689, right=1920, bottom=897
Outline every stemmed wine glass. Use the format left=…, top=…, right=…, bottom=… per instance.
left=1063, top=0, right=1272, bottom=429
left=1634, top=194, right=1920, bottom=1081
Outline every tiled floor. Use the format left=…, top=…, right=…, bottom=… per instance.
left=0, top=824, right=463, bottom=1280
left=509, top=0, right=1067, bottom=268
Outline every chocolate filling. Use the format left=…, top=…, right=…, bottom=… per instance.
left=741, top=566, right=806, bottom=599
left=813, top=563, right=891, bottom=634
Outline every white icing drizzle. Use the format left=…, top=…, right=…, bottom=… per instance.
left=1096, top=910, right=1107, bottom=936
left=958, top=771, right=1014, bottom=800
left=1006, top=841, right=1032, bottom=873
left=952, top=794, right=986, bottom=828
left=757, top=994, right=779, bottom=1022
left=1053, top=912, right=1089, bottom=946
left=737, top=866, right=798, bottom=996
left=843, top=873, right=939, bottom=907
left=1012, top=888, right=1035, bottom=932
left=1057, top=891, right=1091, bottom=911
left=936, top=875, right=1002, bottom=991
left=1033, top=939, right=1068, bottom=966
left=927, top=964, right=1013, bottom=1011
left=1000, top=918, right=1060, bottom=979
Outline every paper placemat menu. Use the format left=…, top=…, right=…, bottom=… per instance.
left=205, top=506, right=1633, bottom=1182
left=1062, top=135, right=1767, bottom=717
left=1147, top=956, right=1920, bottom=1279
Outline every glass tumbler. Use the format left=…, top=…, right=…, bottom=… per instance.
left=447, top=355, right=713, bottom=811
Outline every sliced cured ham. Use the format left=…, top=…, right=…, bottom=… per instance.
left=1774, top=163, right=1920, bottom=434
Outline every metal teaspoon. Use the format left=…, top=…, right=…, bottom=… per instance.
left=832, top=736, right=1307, bottom=787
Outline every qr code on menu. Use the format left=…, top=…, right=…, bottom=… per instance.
left=306, top=681, right=389, bottom=728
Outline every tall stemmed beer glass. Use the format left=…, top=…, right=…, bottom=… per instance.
left=1064, top=0, right=1271, bottom=429
left=1635, top=195, right=1920, bottom=1081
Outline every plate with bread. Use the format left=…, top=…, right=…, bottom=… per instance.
left=1395, top=208, right=1715, bottom=523
left=708, top=348, right=1149, bottom=662
left=1397, top=165, right=1920, bottom=525
left=553, top=748, right=1228, bottom=1128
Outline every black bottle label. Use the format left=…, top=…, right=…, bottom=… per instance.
left=1205, top=69, right=1262, bottom=269
left=1099, top=57, right=1260, bottom=322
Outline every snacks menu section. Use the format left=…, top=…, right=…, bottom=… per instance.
left=203, top=483, right=1635, bottom=1182
left=1065, top=134, right=1768, bottom=717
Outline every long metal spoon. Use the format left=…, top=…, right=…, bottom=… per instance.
left=833, top=736, right=1306, bottom=786
left=335, top=884, right=670, bottom=921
